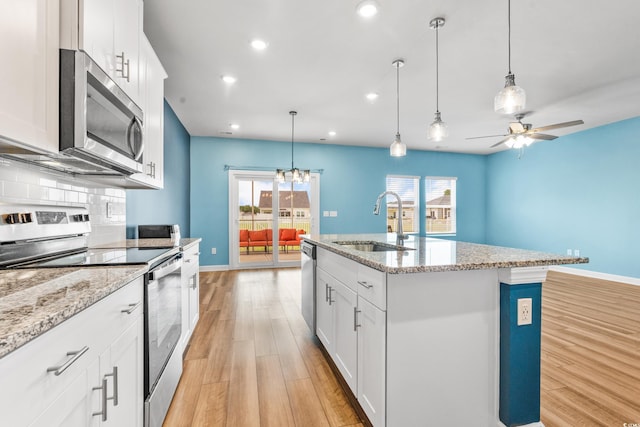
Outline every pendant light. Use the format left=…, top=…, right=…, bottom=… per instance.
left=390, top=59, right=407, bottom=157
left=277, top=111, right=310, bottom=184
left=494, top=0, right=526, bottom=114
left=428, top=17, right=448, bottom=142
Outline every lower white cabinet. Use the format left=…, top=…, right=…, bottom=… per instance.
left=180, top=243, right=200, bottom=351
left=0, top=276, right=144, bottom=427
left=316, top=251, right=386, bottom=426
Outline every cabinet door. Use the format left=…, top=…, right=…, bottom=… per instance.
left=315, top=268, right=334, bottom=352
left=81, top=0, right=113, bottom=75
left=357, top=296, right=386, bottom=427
left=103, top=317, right=144, bottom=427
left=30, top=359, right=101, bottom=427
left=112, top=0, right=141, bottom=103
left=332, top=280, right=358, bottom=394
left=188, top=270, right=200, bottom=333
left=0, top=0, right=59, bottom=154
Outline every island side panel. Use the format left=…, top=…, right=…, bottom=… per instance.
left=386, top=269, right=500, bottom=426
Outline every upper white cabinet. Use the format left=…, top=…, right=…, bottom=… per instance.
left=127, top=35, right=167, bottom=189
left=60, top=0, right=143, bottom=105
left=0, top=0, right=59, bottom=154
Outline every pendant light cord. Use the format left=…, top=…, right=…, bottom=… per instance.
left=435, top=22, right=440, bottom=113
left=396, top=62, right=400, bottom=134
left=507, top=0, right=512, bottom=74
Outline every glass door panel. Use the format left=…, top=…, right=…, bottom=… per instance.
left=237, top=178, right=275, bottom=266
left=276, top=181, right=312, bottom=264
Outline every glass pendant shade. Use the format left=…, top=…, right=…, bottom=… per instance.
left=302, top=170, right=310, bottom=183
left=292, top=168, right=300, bottom=183
left=276, top=169, right=285, bottom=183
left=428, top=111, right=448, bottom=141
left=390, top=133, right=406, bottom=157
left=494, top=73, right=526, bottom=114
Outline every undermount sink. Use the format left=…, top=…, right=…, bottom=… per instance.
left=333, top=241, right=414, bottom=252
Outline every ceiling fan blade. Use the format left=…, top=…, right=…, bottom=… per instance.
left=527, top=133, right=558, bottom=141
left=465, top=134, right=508, bottom=140
left=490, top=137, right=512, bottom=148
left=531, top=120, right=584, bottom=133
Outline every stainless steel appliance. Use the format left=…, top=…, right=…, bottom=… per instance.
left=1, top=50, right=144, bottom=176
left=300, top=240, right=316, bottom=332
left=0, top=204, right=183, bottom=427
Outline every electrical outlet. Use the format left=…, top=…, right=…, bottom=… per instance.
left=517, top=298, right=533, bottom=326
left=211, top=247, right=217, bottom=255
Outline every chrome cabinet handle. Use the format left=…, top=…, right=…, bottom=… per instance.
left=121, top=301, right=141, bottom=314
left=325, top=283, right=329, bottom=302
left=105, top=366, right=119, bottom=406
left=125, top=58, right=130, bottom=82
left=46, top=346, right=89, bottom=376
left=328, top=287, right=335, bottom=305
left=92, top=378, right=108, bottom=421
left=357, top=280, right=373, bottom=289
left=354, top=307, right=361, bottom=331
left=191, top=277, right=197, bottom=290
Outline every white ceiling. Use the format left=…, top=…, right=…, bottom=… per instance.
left=143, top=0, right=640, bottom=155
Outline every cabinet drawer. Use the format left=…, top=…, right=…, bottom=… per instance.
left=182, top=244, right=200, bottom=275
left=317, top=248, right=358, bottom=292
left=357, top=264, right=386, bottom=310
left=0, top=276, right=143, bottom=426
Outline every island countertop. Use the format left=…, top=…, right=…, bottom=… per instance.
left=0, top=265, right=147, bottom=359
left=303, top=233, right=588, bottom=274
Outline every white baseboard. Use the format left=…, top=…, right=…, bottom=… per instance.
left=199, top=265, right=230, bottom=272
left=550, top=266, right=640, bottom=287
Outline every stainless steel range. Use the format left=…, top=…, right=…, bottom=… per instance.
left=0, top=204, right=183, bottom=427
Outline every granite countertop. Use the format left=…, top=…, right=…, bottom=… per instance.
left=0, top=265, right=147, bottom=359
left=303, top=233, right=589, bottom=274
left=95, top=237, right=201, bottom=251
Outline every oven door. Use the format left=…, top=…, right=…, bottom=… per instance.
left=145, top=254, right=182, bottom=397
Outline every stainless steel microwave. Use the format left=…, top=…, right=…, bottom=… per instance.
left=59, top=49, right=144, bottom=175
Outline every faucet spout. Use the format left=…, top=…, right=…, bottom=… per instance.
left=373, top=190, right=408, bottom=243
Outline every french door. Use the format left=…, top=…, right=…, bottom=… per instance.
left=229, top=170, right=319, bottom=269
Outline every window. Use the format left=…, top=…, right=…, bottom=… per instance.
left=425, top=177, right=456, bottom=234
left=385, top=175, right=419, bottom=233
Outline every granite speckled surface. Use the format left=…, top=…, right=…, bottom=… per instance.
left=303, top=233, right=589, bottom=274
left=95, top=237, right=201, bottom=251
left=0, top=265, right=147, bottom=359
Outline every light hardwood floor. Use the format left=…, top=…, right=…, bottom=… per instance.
left=164, top=268, right=640, bottom=427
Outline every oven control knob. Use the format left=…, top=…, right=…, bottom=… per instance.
left=5, top=213, right=20, bottom=224
left=20, top=213, right=33, bottom=223
left=83, top=214, right=90, bottom=222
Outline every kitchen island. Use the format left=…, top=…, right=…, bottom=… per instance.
left=303, top=233, right=588, bottom=427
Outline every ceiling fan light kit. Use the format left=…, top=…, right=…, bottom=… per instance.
left=428, top=17, right=448, bottom=142
left=494, top=0, right=526, bottom=114
left=390, top=59, right=407, bottom=157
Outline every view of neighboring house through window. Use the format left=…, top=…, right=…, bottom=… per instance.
left=385, top=175, right=419, bottom=233
left=425, top=177, right=456, bottom=234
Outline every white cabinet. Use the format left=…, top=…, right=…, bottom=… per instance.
left=180, top=243, right=200, bottom=352
left=356, top=296, right=386, bottom=427
left=0, top=0, right=59, bottom=154
left=61, top=0, right=143, bottom=104
left=127, top=35, right=167, bottom=189
left=0, top=276, right=144, bottom=427
left=316, top=248, right=387, bottom=426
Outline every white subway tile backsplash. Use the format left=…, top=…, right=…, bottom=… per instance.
left=0, top=158, right=126, bottom=246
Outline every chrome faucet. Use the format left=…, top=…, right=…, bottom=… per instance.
left=373, top=190, right=408, bottom=242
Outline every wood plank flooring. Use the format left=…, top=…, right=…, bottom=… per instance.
left=163, top=268, right=363, bottom=427
left=164, top=268, right=640, bottom=427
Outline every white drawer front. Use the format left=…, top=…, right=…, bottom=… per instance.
left=317, top=248, right=358, bottom=292
left=357, top=264, right=386, bottom=310
left=182, top=244, right=200, bottom=276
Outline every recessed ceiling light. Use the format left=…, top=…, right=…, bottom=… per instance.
left=250, top=39, right=268, bottom=50
left=230, top=123, right=240, bottom=130
left=221, top=75, right=237, bottom=84
left=328, top=131, right=337, bottom=137
left=356, top=0, right=379, bottom=18
left=366, top=92, right=379, bottom=101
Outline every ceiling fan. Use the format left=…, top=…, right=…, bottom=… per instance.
left=467, top=113, right=584, bottom=149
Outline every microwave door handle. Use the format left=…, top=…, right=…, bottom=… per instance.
left=127, top=116, right=144, bottom=161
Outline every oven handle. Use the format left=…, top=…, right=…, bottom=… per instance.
left=149, top=256, right=182, bottom=282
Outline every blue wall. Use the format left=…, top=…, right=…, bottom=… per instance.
left=486, top=116, right=640, bottom=277
left=191, top=137, right=487, bottom=266
left=126, top=101, right=191, bottom=238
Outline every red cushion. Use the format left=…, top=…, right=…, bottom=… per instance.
left=239, top=229, right=249, bottom=242
left=266, top=229, right=273, bottom=240
left=249, top=229, right=267, bottom=241
left=280, top=228, right=296, bottom=241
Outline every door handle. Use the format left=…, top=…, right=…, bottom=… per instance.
left=105, top=366, right=119, bottom=406
left=354, top=307, right=361, bottom=331
left=357, top=280, right=373, bottom=289
left=92, top=378, right=108, bottom=421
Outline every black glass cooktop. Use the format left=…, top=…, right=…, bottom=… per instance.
left=23, top=247, right=178, bottom=268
